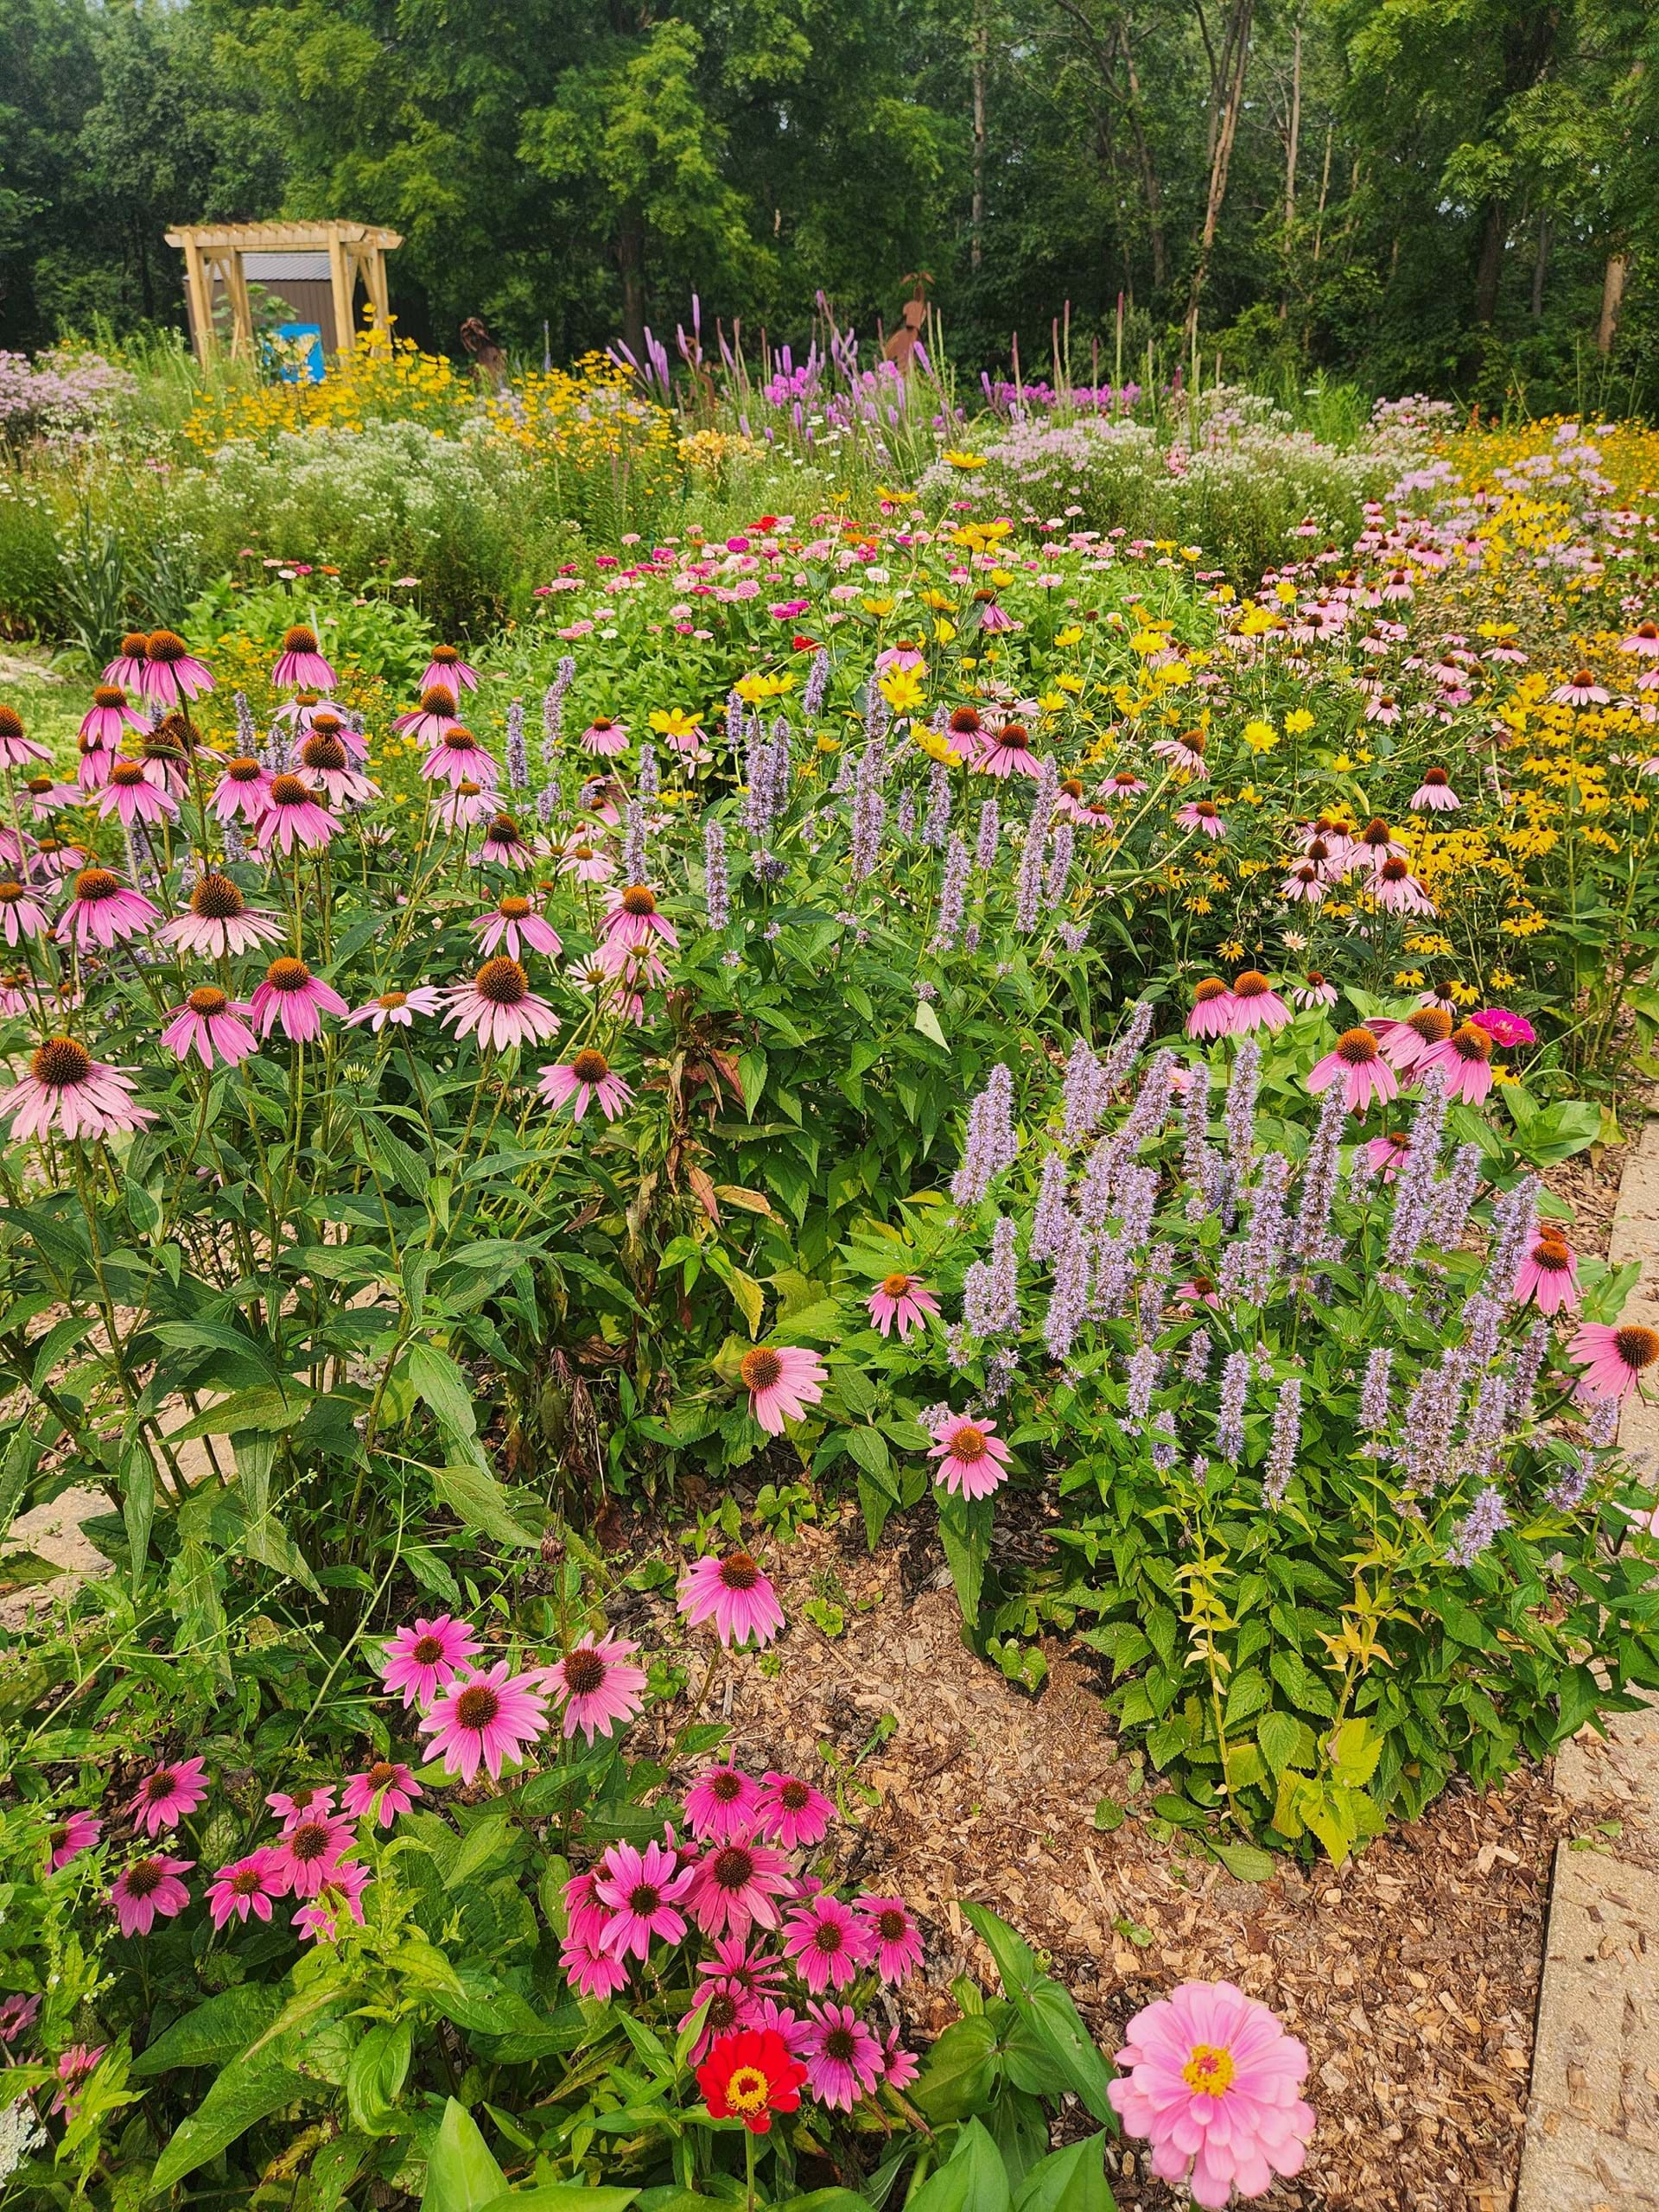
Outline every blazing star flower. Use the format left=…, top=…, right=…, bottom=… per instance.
left=265, top=1783, right=335, bottom=1828
left=48, top=1811, right=102, bottom=1870
left=1417, top=1020, right=1496, bottom=1104
left=688, top=1837, right=798, bottom=1940
left=678, top=1551, right=786, bottom=1648
left=563, top=1932, right=631, bottom=1999
left=1373, top=1007, right=1453, bottom=1071
left=754, top=1772, right=835, bottom=1850
left=103, top=632, right=151, bottom=689
left=442, top=956, right=560, bottom=1052
left=973, top=720, right=1043, bottom=778
left=379, top=1614, right=482, bottom=1707
left=581, top=715, right=630, bottom=756
left=161, top=986, right=259, bottom=1070
left=1307, top=1027, right=1397, bottom=1115
left=296, top=728, right=378, bottom=808
left=537, top=1048, right=633, bottom=1122
left=1226, top=971, right=1291, bottom=1033
left=1186, top=979, right=1234, bottom=1039
left=1410, top=768, right=1460, bottom=811
left=251, top=957, right=349, bottom=1044
left=422, top=645, right=478, bottom=694
left=1177, top=799, right=1226, bottom=839
left=0, top=880, right=49, bottom=944
left=294, top=1860, right=372, bottom=1942
left=111, top=1854, right=193, bottom=1937
left=255, top=772, right=340, bottom=853
left=344, top=986, right=443, bottom=1033
left=158, top=874, right=286, bottom=960
left=423, top=725, right=499, bottom=789
left=801, top=2002, right=884, bottom=2112
left=1470, top=1006, right=1536, bottom=1048
left=418, top=1660, right=549, bottom=1782
left=1569, top=1320, right=1659, bottom=1403
left=594, top=1838, right=697, bottom=1960
left=207, top=1849, right=286, bottom=1929
left=782, top=1892, right=868, bottom=1994
left=867, top=1272, right=941, bottom=1338
left=340, top=1760, right=423, bottom=1827
left=697, top=2027, right=808, bottom=2135
left=94, top=757, right=178, bottom=828
left=474, top=893, right=561, bottom=960
left=52, top=2044, right=107, bottom=2120
left=473, top=811, right=533, bottom=868
left=1515, top=1235, right=1580, bottom=1316
left=680, top=1977, right=754, bottom=2064
left=855, top=1895, right=924, bottom=1984
left=557, top=837, right=615, bottom=885
left=928, top=1412, right=1014, bottom=1500
left=55, top=867, right=159, bottom=950
left=394, top=684, right=461, bottom=743
left=602, top=884, right=680, bottom=951
left=270, top=625, right=338, bottom=691
left=140, top=629, right=214, bottom=705
left=271, top=1812, right=358, bottom=1898
left=543, top=1630, right=648, bottom=1744
left=0, top=704, right=49, bottom=769
left=129, top=1758, right=209, bottom=1837
left=739, top=1344, right=826, bottom=1435
left=685, top=1765, right=766, bottom=1842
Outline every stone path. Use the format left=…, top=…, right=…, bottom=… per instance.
left=1517, top=1104, right=1659, bottom=2211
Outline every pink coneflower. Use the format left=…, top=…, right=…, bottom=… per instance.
left=418, top=1660, right=549, bottom=1782
left=394, top=684, right=461, bottom=743
left=296, top=707, right=369, bottom=766
left=1227, top=970, right=1293, bottom=1033
left=1515, top=1235, right=1580, bottom=1316
left=265, top=1783, right=335, bottom=1828
left=739, top=1344, right=827, bottom=1435
left=433, top=779, right=496, bottom=831
left=754, top=1772, right=834, bottom=1850
left=866, top=1271, right=941, bottom=1338
left=685, top=1764, right=766, bottom=1842
left=0, top=703, right=49, bottom=769
left=159, top=874, right=285, bottom=960
left=581, top=715, right=630, bottom=756
left=473, top=810, right=533, bottom=868
left=345, top=985, right=443, bottom=1033
left=1471, top=1005, right=1536, bottom=1048
left=130, top=1757, right=209, bottom=1837
left=95, top=756, right=178, bottom=828
left=473, top=892, right=562, bottom=959
left=251, top=957, right=349, bottom=1043
left=340, top=1760, right=423, bottom=1827
left=1107, top=1980, right=1316, bottom=2211
left=974, top=721, right=1043, bottom=778
left=748, top=1997, right=811, bottom=2059
left=1175, top=1273, right=1224, bottom=1310
left=0, top=880, right=49, bottom=944
left=379, top=1613, right=482, bottom=1707
left=856, top=1896, right=924, bottom=1985
left=1152, top=729, right=1209, bottom=778
left=77, top=735, right=116, bottom=791
left=594, top=1838, right=697, bottom=1959
left=801, top=2002, right=883, bottom=2111
left=48, top=1810, right=102, bottom=1870
left=978, top=600, right=1015, bottom=633
left=1186, top=978, right=1234, bottom=1039
left=1307, top=1027, right=1397, bottom=1114
left=543, top=1630, right=648, bottom=1744
left=111, top=1853, right=194, bottom=1936
left=557, top=836, right=615, bottom=885
left=1374, top=1006, right=1454, bottom=1071
left=689, top=1838, right=798, bottom=1940
left=1281, top=863, right=1328, bottom=905
left=577, top=775, right=626, bottom=827
left=78, top=687, right=140, bottom=749
left=1354, top=817, right=1406, bottom=871
left=271, top=1811, right=357, bottom=1898
left=928, top=1411, right=1013, bottom=1500
left=1292, top=972, right=1338, bottom=1010
left=140, top=629, right=214, bottom=705
left=699, top=1930, right=788, bottom=2004
left=422, top=645, right=478, bottom=694
left=680, top=1977, right=755, bottom=2064
left=537, top=1048, right=633, bottom=1121
left=0, top=1993, right=41, bottom=2045
left=22, top=772, right=80, bottom=819
left=423, top=725, right=501, bottom=790
left=1569, top=1319, right=1659, bottom=1402
left=207, top=1848, right=285, bottom=1929
left=1365, top=1133, right=1408, bottom=1179
left=161, top=985, right=258, bottom=1070
left=602, top=884, right=680, bottom=950
left=563, top=1934, right=630, bottom=1999
left=1552, top=670, right=1610, bottom=707
left=1363, top=693, right=1402, bottom=725
left=442, top=956, right=560, bottom=1051
left=1410, top=768, right=1460, bottom=811
left=0, top=1037, right=154, bottom=1143
left=104, top=632, right=151, bottom=689
left=1177, top=798, right=1225, bottom=839
left=782, top=1893, right=868, bottom=1994
left=255, top=772, right=339, bottom=853
left=54, top=866, right=158, bottom=951
left=1417, top=1020, right=1495, bottom=1103
left=565, top=1867, right=613, bottom=1949
left=52, top=2044, right=107, bottom=2120
left=1373, top=856, right=1435, bottom=915
left=294, top=1860, right=372, bottom=1942
left=1109, top=767, right=1149, bottom=798
left=296, top=728, right=377, bottom=808
left=880, top=2025, right=919, bottom=2090
left=678, top=1551, right=786, bottom=1648
left=1055, top=776, right=1114, bottom=827
left=270, top=624, right=338, bottom=691
left=1621, top=621, right=1659, bottom=658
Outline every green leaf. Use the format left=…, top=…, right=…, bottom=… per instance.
left=913, top=1000, right=949, bottom=1050
left=431, top=1463, right=539, bottom=1551
left=149, top=2043, right=303, bottom=2190
left=346, top=2021, right=411, bottom=2136
left=167, top=1384, right=306, bottom=1440
left=912, top=2013, right=1002, bottom=2122
left=959, top=1903, right=1040, bottom=1999
left=407, top=1343, right=481, bottom=1451
left=421, top=2100, right=506, bottom=2212
left=1255, top=1708, right=1304, bottom=1777
left=1212, top=1842, right=1277, bottom=1884
left=1012, top=2133, right=1118, bottom=2212
left=479, top=2190, right=639, bottom=2212
left=130, top=1986, right=284, bottom=2076
left=1018, top=1982, right=1118, bottom=2126
left=909, top=2120, right=1013, bottom=2212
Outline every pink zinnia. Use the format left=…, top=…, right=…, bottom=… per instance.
left=79, top=685, right=145, bottom=746
left=423, top=645, right=478, bottom=694
left=271, top=1811, right=357, bottom=1897
left=0, top=703, right=50, bottom=769
left=685, top=1764, right=766, bottom=1842
left=345, top=986, right=444, bottom=1032
left=96, top=758, right=178, bottom=828
left=474, top=888, right=562, bottom=958
left=1410, top=768, right=1460, bottom=811
left=379, top=1613, right=482, bottom=1707
left=738, top=1344, right=826, bottom=1435
left=866, top=1272, right=941, bottom=1339
left=1307, top=1027, right=1397, bottom=1115
left=141, top=629, right=214, bottom=704
left=255, top=772, right=339, bottom=853
left=1177, top=799, right=1225, bottom=839
left=130, top=1757, right=209, bottom=1837
left=581, top=715, right=630, bottom=756
left=537, top=1048, right=634, bottom=1122
left=973, top=721, right=1043, bottom=778
left=602, top=884, right=679, bottom=951
left=1569, top=1319, right=1659, bottom=1403
left=1107, top=1980, right=1316, bottom=2210
left=1515, top=1236, right=1580, bottom=1316
left=340, top=1759, right=423, bottom=1827
left=161, top=986, right=258, bottom=1070
left=754, top=1772, right=834, bottom=1850
left=543, top=1630, right=648, bottom=1744
left=801, top=2001, right=883, bottom=2111
left=251, top=957, right=349, bottom=1043
left=0, top=1038, right=154, bottom=1143
left=594, top=1838, right=697, bottom=1960
left=1416, top=1020, right=1496, bottom=1104
left=1186, top=979, right=1234, bottom=1039
left=111, top=1853, right=194, bottom=1936
left=418, top=1660, right=549, bottom=1781
left=55, top=866, right=158, bottom=950
left=928, top=1412, right=1013, bottom=1501
left=1471, top=1005, right=1536, bottom=1048
left=207, top=1848, right=285, bottom=1929
left=1226, top=970, right=1291, bottom=1033
left=856, top=1895, right=924, bottom=1985
left=442, top=956, right=560, bottom=1051
left=270, top=624, right=338, bottom=691
left=158, top=873, right=285, bottom=959
left=421, top=723, right=499, bottom=788
left=688, top=1837, right=798, bottom=1940
left=677, top=1552, right=786, bottom=1648
left=0, top=880, right=50, bottom=944
left=782, top=1893, right=868, bottom=1994
left=48, top=1810, right=102, bottom=1870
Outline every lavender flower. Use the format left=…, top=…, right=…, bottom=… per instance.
left=1182, top=1327, right=1212, bottom=1383
left=951, top=1064, right=1018, bottom=1205
left=702, top=817, right=729, bottom=929
left=1545, top=1450, right=1594, bottom=1512
left=1118, top=1050, right=1178, bottom=1154
left=1217, top=1350, right=1251, bottom=1464
left=1182, top=1063, right=1224, bottom=1222
left=1397, top=1352, right=1464, bottom=1492
left=1221, top=1154, right=1291, bottom=1304
left=849, top=734, right=886, bottom=881
left=1223, top=1038, right=1261, bottom=1173
left=931, top=835, right=971, bottom=952
left=1061, top=1037, right=1104, bottom=1144
left=1045, top=822, right=1075, bottom=909
left=1028, top=1149, right=1073, bottom=1262
left=975, top=797, right=1001, bottom=871
left=1043, top=1215, right=1091, bottom=1361
left=233, top=690, right=257, bottom=754
left=1263, top=1376, right=1302, bottom=1505
left=1124, top=1344, right=1163, bottom=1428
left=505, top=699, right=528, bottom=790
left=1459, top=1370, right=1510, bottom=1483
left=1116, top=1163, right=1158, bottom=1250
left=1446, top=1484, right=1510, bottom=1566
left=725, top=689, right=743, bottom=752
left=803, top=649, right=830, bottom=719
left=1510, top=1321, right=1548, bottom=1426
left=1090, top=1234, right=1135, bottom=1319
left=1076, top=1135, right=1122, bottom=1230
left=1425, top=1143, right=1482, bottom=1249
left=620, top=801, right=647, bottom=886
left=1357, top=1346, right=1393, bottom=1453
left=963, top=1215, right=1020, bottom=1335
left=1384, top=1071, right=1447, bottom=1271
left=1096, top=1000, right=1154, bottom=1096
left=982, top=1344, right=1020, bottom=1406
left=543, top=658, right=575, bottom=768
left=221, top=814, right=246, bottom=863
left=637, top=741, right=659, bottom=800
left=921, top=760, right=951, bottom=848
left=897, top=788, right=916, bottom=840
left=1290, top=1084, right=1347, bottom=1267
left=1481, top=1175, right=1540, bottom=1303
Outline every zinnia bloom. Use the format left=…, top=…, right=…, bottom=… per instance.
left=678, top=1551, right=785, bottom=1648
left=111, top=1853, right=194, bottom=1937
left=696, top=2027, right=807, bottom=2135
left=927, top=1412, right=1013, bottom=1500
left=602, top=884, right=680, bottom=951
left=867, top=1272, right=941, bottom=1338
left=0, top=1037, right=154, bottom=1142
left=340, top=1760, right=423, bottom=1827
left=344, top=986, right=443, bottom=1032
left=418, top=1660, right=549, bottom=1782
left=95, top=757, right=178, bottom=828
left=158, top=874, right=285, bottom=959
left=141, top=629, right=214, bottom=705
left=55, top=867, right=158, bottom=950
left=442, top=957, right=560, bottom=1051
left=739, top=1344, right=826, bottom=1435
left=1306, top=1027, right=1397, bottom=1115
left=130, top=1757, right=209, bottom=1836
left=161, top=986, right=259, bottom=1069
left=271, top=624, right=338, bottom=691
left=1470, top=1006, right=1536, bottom=1049
left=855, top=1895, right=924, bottom=1984
left=255, top=772, right=340, bottom=853
left=1186, top=979, right=1233, bottom=1040
left=594, top=1838, right=697, bottom=1960
left=685, top=1764, right=766, bottom=1842
left=782, top=1892, right=868, bottom=1994
left=207, top=1849, right=285, bottom=1929
left=48, top=1810, right=102, bottom=1870
left=537, top=1048, right=633, bottom=1122
left=754, top=1771, right=834, bottom=1850
left=251, top=957, right=349, bottom=1043
left=1569, top=1320, right=1659, bottom=1403
left=1107, top=1980, right=1316, bottom=2210
left=379, top=1613, right=482, bottom=1707
left=1410, top=768, right=1460, bottom=811
left=1515, top=1235, right=1580, bottom=1316
left=688, top=1837, right=798, bottom=1940
left=543, top=1630, right=648, bottom=1744
left=1226, top=971, right=1291, bottom=1033
left=1416, top=1020, right=1495, bottom=1104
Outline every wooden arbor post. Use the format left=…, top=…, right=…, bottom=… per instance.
left=163, top=222, right=404, bottom=367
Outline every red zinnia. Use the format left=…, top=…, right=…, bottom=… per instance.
left=696, top=2026, right=808, bottom=2134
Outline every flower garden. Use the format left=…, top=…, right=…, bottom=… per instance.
left=2, top=336, right=1659, bottom=2210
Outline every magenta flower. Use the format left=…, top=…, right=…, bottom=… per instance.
left=738, top=1344, right=826, bottom=1435
left=1515, top=1236, right=1580, bottom=1316
left=55, top=866, right=159, bottom=950
left=77, top=736, right=115, bottom=791
left=1290, top=974, right=1337, bottom=1010
left=928, top=1412, right=1013, bottom=1501
left=543, top=1630, right=648, bottom=1744
left=1416, top=1020, right=1496, bottom=1104
left=537, top=1049, right=634, bottom=1122
left=1365, top=1133, right=1408, bottom=1179
left=95, top=758, right=178, bottom=828
left=140, top=629, right=214, bottom=704
left=1280, top=862, right=1327, bottom=904
left=685, top=1764, right=766, bottom=1842
left=271, top=624, right=339, bottom=691
left=563, top=1932, right=630, bottom=1999
left=212, top=756, right=276, bottom=821
left=698, top=1930, right=788, bottom=2001
left=601, top=885, right=680, bottom=951
left=855, top=1895, right=924, bottom=1984
left=581, top=715, right=630, bottom=756
left=0, top=880, right=50, bottom=944
left=1373, top=857, right=1435, bottom=916
left=1471, top=1006, right=1536, bottom=1049
left=52, top=2044, right=107, bottom=2119
left=1372, top=1008, right=1453, bottom=1072
left=1186, top=979, right=1234, bottom=1039
left=678, top=1552, right=786, bottom=1648
left=161, top=986, right=259, bottom=1069
left=271, top=1812, right=358, bottom=1898
left=207, top=1848, right=285, bottom=1929
left=0, top=1037, right=153, bottom=1143
left=473, top=812, right=534, bottom=868
left=379, top=1614, right=482, bottom=1707
left=0, top=703, right=50, bottom=769
left=422, top=724, right=499, bottom=789
left=434, top=780, right=496, bottom=831
left=474, top=893, right=562, bottom=960
left=688, top=1837, right=798, bottom=1940
left=111, top=1853, right=193, bottom=1937
left=345, top=985, right=444, bottom=1033
left=296, top=728, right=378, bottom=807
left=265, top=1783, right=335, bottom=1827
left=1410, top=768, right=1460, bottom=811
left=557, top=836, right=615, bottom=884
left=251, top=957, right=349, bottom=1043
left=1621, top=622, right=1659, bottom=658
left=1569, top=1319, right=1659, bottom=1403
left=594, top=1838, right=697, bottom=1960
left=103, top=633, right=151, bottom=689
left=48, top=1810, right=102, bottom=1870
left=801, top=2001, right=884, bottom=2111
left=130, top=1757, right=209, bottom=1837
left=158, top=873, right=286, bottom=959
left=418, top=1660, right=549, bottom=1782
left=680, top=1977, right=756, bottom=2064
left=340, top=1759, right=423, bottom=1827
left=1551, top=669, right=1610, bottom=707
left=1107, top=1980, right=1316, bottom=2209
left=782, top=1893, right=868, bottom=1994
left=866, top=1271, right=941, bottom=1339
left=1226, top=971, right=1291, bottom=1033
left=294, top=1860, right=372, bottom=1942
left=1306, top=1028, right=1397, bottom=1116
left=0, top=1993, right=41, bottom=2046
left=255, top=772, right=340, bottom=853
left=880, top=2025, right=919, bottom=2090
left=750, top=1996, right=810, bottom=2056
left=423, top=645, right=478, bottom=694
left=394, top=683, right=461, bottom=744
left=442, top=957, right=561, bottom=1052
left=1177, top=799, right=1226, bottom=839
left=973, top=721, right=1042, bottom=778
left=754, top=1772, right=835, bottom=1851
left=22, top=772, right=79, bottom=819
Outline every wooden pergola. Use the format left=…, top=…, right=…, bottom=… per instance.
left=165, top=220, right=403, bottom=367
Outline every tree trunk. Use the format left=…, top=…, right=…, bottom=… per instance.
left=618, top=216, right=646, bottom=358
left=971, top=18, right=987, bottom=272
left=1281, top=17, right=1301, bottom=315
left=1118, top=15, right=1166, bottom=291
left=1186, top=0, right=1253, bottom=334
left=1474, top=200, right=1507, bottom=325
left=1311, top=122, right=1332, bottom=263
left=1598, top=252, right=1629, bottom=354
left=1530, top=215, right=1550, bottom=317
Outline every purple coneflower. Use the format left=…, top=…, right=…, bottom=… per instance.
left=594, top=1838, right=696, bottom=1959
left=250, top=957, right=349, bottom=1043
left=866, top=1271, right=941, bottom=1338
left=207, top=1849, right=285, bottom=1929
left=79, top=685, right=144, bottom=747
left=422, top=723, right=499, bottom=789
left=557, top=836, right=614, bottom=885
left=270, top=1812, right=357, bottom=1898
left=140, top=629, right=213, bottom=705
left=543, top=1630, right=647, bottom=1744
left=54, top=867, right=158, bottom=950
left=537, top=1047, right=632, bottom=1120
left=474, top=893, right=561, bottom=959
left=801, top=2001, right=883, bottom=2110
left=130, top=1757, right=209, bottom=1837
left=1551, top=669, right=1610, bottom=707
left=111, top=1854, right=193, bottom=1937
left=973, top=720, right=1043, bottom=778
left=423, top=644, right=478, bottom=694
left=855, top=1895, right=924, bottom=1984
left=782, top=1894, right=868, bottom=1994
left=48, top=1810, right=102, bottom=1869
left=270, top=625, right=338, bottom=691
left=255, top=772, right=339, bottom=853
left=0, top=703, right=49, bottom=769
left=379, top=1613, right=481, bottom=1707
left=1569, top=1319, right=1659, bottom=1402
left=1292, top=971, right=1338, bottom=1009
left=161, top=986, right=259, bottom=1069
left=1374, top=1006, right=1453, bottom=1071
left=1307, top=1027, right=1397, bottom=1114
left=739, top=1344, right=826, bottom=1435
left=96, top=757, right=177, bottom=827
left=678, top=1552, right=785, bottom=1648
left=602, top=883, right=679, bottom=950
left=1228, top=970, right=1292, bottom=1033
left=581, top=715, right=630, bottom=756
left=927, top=1412, right=1012, bottom=1499
left=103, top=632, right=150, bottom=689
left=159, top=874, right=285, bottom=959
left=688, top=1839, right=797, bottom=1941
left=0, top=1037, right=153, bottom=1142
left=419, top=1660, right=549, bottom=1783
left=473, top=810, right=533, bottom=868
left=394, top=684, right=461, bottom=742
left=340, top=1760, right=423, bottom=1827
left=296, top=728, right=377, bottom=808
left=1410, top=767, right=1460, bottom=811
left=1186, top=977, right=1233, bottom=1039
left=1177, top=798, right=1225, bottom=838
left=1515, top=1235, right=1580, bottom=1316
left=0, top=880, right=49, bottom=943
left=754, top=1772, right=834, bottom=1849
left=442, top=957, right=559, bottom=1051
left=344, top=986, right=443, bottom=1033
left=1373, top=856, right=1434, bottom=915
left=1417, top=1020, right=1496, bottom=1104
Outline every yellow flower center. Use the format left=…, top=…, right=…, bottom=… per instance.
left=724, top=2065, right=772, bottom=2114
left=1180, top=2044, right=1236, bottom=2096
